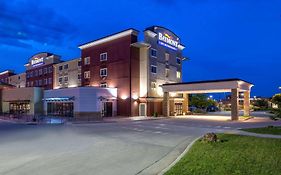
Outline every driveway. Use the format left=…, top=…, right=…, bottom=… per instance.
left=0, top=117, right=280, bottom=175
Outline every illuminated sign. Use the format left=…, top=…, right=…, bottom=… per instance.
left=158, top=32, right=179, bottom=51
left=31, top=57, right=44, bottom=67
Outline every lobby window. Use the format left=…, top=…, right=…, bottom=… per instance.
left=151, top=48, right=157, bottom=58
left=84, top=71, right=90, bottom=79
left=100, top=53, right=107, bottom=61
left=48, top=66, right=53, bottom=73
left=100, top=68, right=107, bottom=77
left=151, top=65, right=157, bottom=74
left=48, top=78, right=52, bottom=84
left=59, top=66, right=63, bottom=71
left=176, top=57, right=181, bottom=65
left=84, top=57, right=90, bottom=65
left=100, top=82, right=107, bottom=88
left=64, top=64, right=68, bottom=70
left=176, top=71, right=181, bottom=79
left=165, top=69, right=170, bottom=77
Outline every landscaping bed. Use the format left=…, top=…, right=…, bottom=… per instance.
left=242, top=126, right=281, bottom=135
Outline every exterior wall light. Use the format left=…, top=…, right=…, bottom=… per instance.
left=132, top=94, right=139, bottom=100
left=120, top=95, right=128, bottom=100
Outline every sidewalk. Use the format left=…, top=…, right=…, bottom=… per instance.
left=103, top=116, right=166, bottom=122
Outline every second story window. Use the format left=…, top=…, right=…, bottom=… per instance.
left=100, top=53, right=107, bottom=61
left=151, top=48, right=157, bottom=58
left=84, top=57, right=90, bottom=65
left=84, top=71, right=90, bottom=79
left=151, top=65, right=157, bottom=74
left=100, top=68, right=107, bottom=77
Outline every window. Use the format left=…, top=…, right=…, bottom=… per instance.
left=151, top=48, right=157, bottom=58
left=35, top=80, right=38, bottom=86
left=64, top=64, right=68, bottom=69
left=44, top=78, right=48, bottom=85
left=84, top=71, right=90, bottom=79
left=84, top=57, right=90, bottom=65
left=64, top=76, right=68, bottom=82
left=176, top=57, right=181, bottom=65
left=30, top=81, right=33, bottom=87
left=165, top=53, right=170, bottom=61
left=34, top=70, right=38, bottom=77
left=176, top=71, right=181, bottom=79
left=100, top=82, right=107, bottom=88
left=39, top=80, right=42, bottom=86
left=48, top=66, right=53, bottom=73
left=78, top=74, right=81, bottom=80
left=100, top=68, right=107, bottom=77
left=100, top=53, right=107, bottom=61
left=44, top=68, right=48, bottom=74
left=30, top=71, right=33, bottom=78
left=151, top=65, right=157, bottom=74
left=48, top=78, right=52, bottom=84
left=78, top=60, right=82, bottom=67
left=27, top=82, right=29, bottom=87
left=18, top=76, right=21, bottom=80
left=151, top=82, right=156, bottom=89
left=165, top=69, right=169, bottom=77
left=59, top=77, right=63, bottom=84
left=39, top=69, right=43, bottom=75
left=59, top=66, right=63, bottom=71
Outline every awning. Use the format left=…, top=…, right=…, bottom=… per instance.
left=43, top=97, right=75, bottom=102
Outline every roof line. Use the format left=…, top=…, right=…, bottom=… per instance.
left=162, top=78, right=254, bottom=86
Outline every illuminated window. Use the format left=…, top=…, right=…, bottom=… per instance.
left=165, top=69, right=169, bottom=77
left=100, top=83, right=107, bottom=88
left=84, top=71, right=90, bottom=79
left=176, top=57, right=181, bottom=65
left=176, top=71, right=181, bottom=79
left=100, top=68, right=107, bottom=77
left=151, top=48, right=157, bottom=58
left=151, top=65, right=157, bottom=74
left=165, top=53, right=170, bottom=61
left=100, top=53, right=107, bottom=61
left=151, top=82, right=157, bottom=89
left=84, top=57, right=90, bottom=65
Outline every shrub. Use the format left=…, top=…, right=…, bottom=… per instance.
left=153, top=112, right=158, bottom=118
left=201, top=133, right=218, bottom=143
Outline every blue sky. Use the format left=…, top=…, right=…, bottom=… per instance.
left=0, top=0, right=280, bottom=97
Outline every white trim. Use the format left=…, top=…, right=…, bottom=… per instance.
left=178, top=44, right=185, bottom=50
left=100, top=52, right=108, bottom=61
left=79, top=29, right=138, bottom=49
left=100, top=68, right=107, bottom=77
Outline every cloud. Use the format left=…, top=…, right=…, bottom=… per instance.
left=0, top=0, right=76, bottom=48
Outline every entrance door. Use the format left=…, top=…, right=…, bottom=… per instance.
left=139, top=103, right=147, bottom=116
left=103, top=102, right=113, bottom=117
left=175, top=103, right=183, bottom=115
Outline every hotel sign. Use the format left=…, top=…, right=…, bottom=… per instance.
left=31, top=57, right=45, bottom=67
left=158, top=32, right=180, bottom=51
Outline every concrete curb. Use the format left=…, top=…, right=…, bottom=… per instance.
left=136, top=136, right=202, bottom=175
left=157, top=136, right=201, bottom=175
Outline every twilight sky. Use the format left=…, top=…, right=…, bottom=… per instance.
left=0, top=0, right=280, bottom=97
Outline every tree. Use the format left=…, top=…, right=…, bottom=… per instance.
left=271, top=94, right=281, bottom=119
left=189, top=94, right=216, bottom=109
left=253, top=99, right=269, bottom=109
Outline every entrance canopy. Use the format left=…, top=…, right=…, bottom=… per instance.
left=161, top=79, right=253, bottom=94
left=161, top=79, right=254, bottom=121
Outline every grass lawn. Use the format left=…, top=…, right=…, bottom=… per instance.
left=241, top=126, right=281, bottom=135
left=165, top=134, right=281, bottom=175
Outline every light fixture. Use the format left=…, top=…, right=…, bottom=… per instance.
left=120, top=95, right=128, bottom=100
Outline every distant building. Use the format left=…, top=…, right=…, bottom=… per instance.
left=8, top=73, right=26, bottom=88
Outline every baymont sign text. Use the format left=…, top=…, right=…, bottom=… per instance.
left=158, top=32, right=179, bottom=50
left=31, top=57, right=44, bottom=67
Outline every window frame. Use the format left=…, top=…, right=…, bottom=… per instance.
left=151, top=65, right=157, bottom=74
left=100, top=52, right=108, bottom=61
left=100, top=68, right=107, bottom=77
